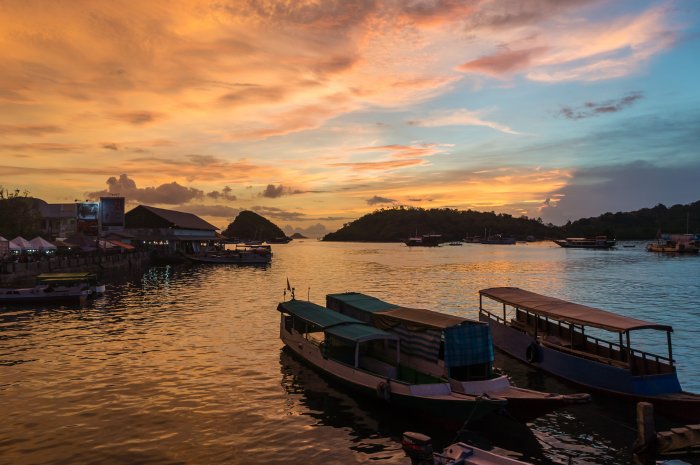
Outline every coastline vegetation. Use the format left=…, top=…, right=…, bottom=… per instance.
left=322, top=201, right=700, bottom=242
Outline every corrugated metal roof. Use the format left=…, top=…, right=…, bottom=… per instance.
left=136, top=205, right=218, bottom=231
left=326, top=292, right=398, bottom=312
left=326, top=322, right=398, bottom=343
left=479, top=287, right=672, bottom=333
left=278, top=299, right=358, bottom=328
left=277, top=299, right=397, bottom=343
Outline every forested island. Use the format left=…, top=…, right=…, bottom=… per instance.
left=322, top=201, right=700, bottom=242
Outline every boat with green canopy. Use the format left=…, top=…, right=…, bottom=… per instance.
left=277, top=299, right=506, bottom=427
left=35, top=272, right=105, bottom=295
left=326, top=292, right=590, bottom=421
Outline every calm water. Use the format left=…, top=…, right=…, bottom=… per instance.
left=1, top=241, right=699, bottom=465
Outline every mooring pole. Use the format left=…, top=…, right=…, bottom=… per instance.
left=632, top=402, right=656, bottom=465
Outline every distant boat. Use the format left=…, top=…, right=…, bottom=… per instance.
left=481, top=235, right=516, bottom=245
left=479, top=287, right=700, bottom=423
left=277, top=299, right=507, bottom=427
left=447, top=241, right=463, bottom=246
left=647, top=234, right=699, bottom=254
left=553, top=236, right=616, bottom=249
left=405, top=234, right=442, bottom=247
left=185, top=245, right=272, bottom=264
left=267, top=236, right=292, bottom=244
left=326, top=292, right=590, bottom=422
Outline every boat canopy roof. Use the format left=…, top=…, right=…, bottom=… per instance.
left=277, top=299, right=398, bottom=343
left=327, top=292, right=479, bottom=330
left=377, top=307, right=471, bottom=330
left=326, top=292, right=397, bottom=312
left=36, top=272, right=98, bottom=282
left=479, top=287, right=672, bottom=333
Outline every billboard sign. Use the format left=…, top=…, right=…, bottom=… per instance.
left=76, top=202, right=99, bottom=236
left=100, top=197, right=125, bottom=231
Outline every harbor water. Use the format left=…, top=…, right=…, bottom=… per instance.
left=1, top=241, right=699, bottom=464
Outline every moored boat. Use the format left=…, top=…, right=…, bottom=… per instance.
left=647, top=234, right=699, bottom=254
left=277, top=299, right=507, bottom=427
left=478, top=287, right=700, bottom=423
left=481, top=235, right=516, bottom=245
left=405, top=234, right=442, bottom=247
left=326, top=292, right=590, bottom=422
left=554, top=236, right=616, bottom=249
left=402, top=431, right=531, bottom=465
left=185, top=244, right=272, bottom=264
left=35, top=272, right=105, bottom=295
left=0, top=284, right=89, bottom=305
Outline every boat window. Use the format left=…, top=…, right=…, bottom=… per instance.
left=283, top=315, right=293, bottom=333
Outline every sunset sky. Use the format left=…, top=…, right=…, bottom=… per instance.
left=2, top=0, right=699, bottom=236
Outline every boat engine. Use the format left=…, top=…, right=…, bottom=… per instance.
left=401, top=432, right=433, bottom=465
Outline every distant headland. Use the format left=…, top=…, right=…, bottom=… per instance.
left=322, top=201, right=700, bottom=242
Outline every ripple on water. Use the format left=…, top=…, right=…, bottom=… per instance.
left=1, top=243, right=700, bottom=464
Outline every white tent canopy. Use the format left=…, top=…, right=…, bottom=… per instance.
left=0, top=236, right=7, bottom=242
left=9, top=236, right=33, bottom=251
left=29, top=236, right=57, bottom=251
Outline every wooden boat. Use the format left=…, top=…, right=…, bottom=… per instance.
left=0, top=284, right=89, bottom=305
left=647, top=234, right=699, bottom=254
left=402, top=431, right=531, bottom=465
left=185, top=245, right=272, bottom=264
left=277, top=299, right=507, bottom=428
left=481, top=235, right=516, bottom=245
left=326, top=292, right=590, bottom=422
left=553, top=236, right=616, bottom=249
left=405, top=235, right=442, bottom=247
left=35, top=272, right=105, bottom=295
left=478, top=287, right=700, bottom=423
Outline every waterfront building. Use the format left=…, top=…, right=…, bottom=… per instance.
left=124, top=205, right=219, bottom=254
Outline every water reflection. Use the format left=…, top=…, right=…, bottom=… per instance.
left=1, top=241, right=699, bottom=465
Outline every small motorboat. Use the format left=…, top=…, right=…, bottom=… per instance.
left=402, top=431, right=531, bottom=465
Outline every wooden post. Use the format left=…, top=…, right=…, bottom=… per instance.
left=626, top=331, right=631, bottom=365
left=633, top=402, right=656, bottom=465
left=354, top=343, right=360, bottom=368
left=667, top=331, right=673, bottom=366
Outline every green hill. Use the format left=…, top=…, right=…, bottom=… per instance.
left=563, top=201, right=700, bottom=240
left=322, top=206, right=555, bottom=242
left=323, top=202, right=700, bottom=242
left=222, top=210, right=286, bottom=241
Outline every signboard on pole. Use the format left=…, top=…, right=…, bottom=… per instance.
left=100, top=197, right=125, bottom=231
left=76, top=202, right=99, bottom=236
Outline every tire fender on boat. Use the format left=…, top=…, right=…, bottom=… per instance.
left=376, top=380, right=391, bottom=401
left=526, top=342, right=542, bottom=364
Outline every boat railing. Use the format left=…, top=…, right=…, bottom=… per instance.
left=481, top=307, right=673, bottom=374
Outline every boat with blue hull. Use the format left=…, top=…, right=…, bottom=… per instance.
left=277, top=299, right=506, bottom=428
left=326, top=292, right=590, bottom=422
left=478, top=287, right=700, bottom=423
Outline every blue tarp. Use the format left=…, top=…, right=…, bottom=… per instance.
left=444, top=324, right=494, bottom=367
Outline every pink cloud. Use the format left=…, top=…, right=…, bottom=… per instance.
left=457, top=47, right=547, bottom=76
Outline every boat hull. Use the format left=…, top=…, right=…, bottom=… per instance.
left=480, top=313, right=700, bottom=423
left=281, top=325, right=505, bottom=428
left=0, top=287, right=89, bottom=305
left=185, top=252, right=271, bottom=264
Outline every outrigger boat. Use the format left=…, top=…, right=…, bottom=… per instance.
left=277, top=299, right=507, bottom=428
left=478, top=287, right=700, bottom=423
left=326, top=292, right=590, bottom=422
